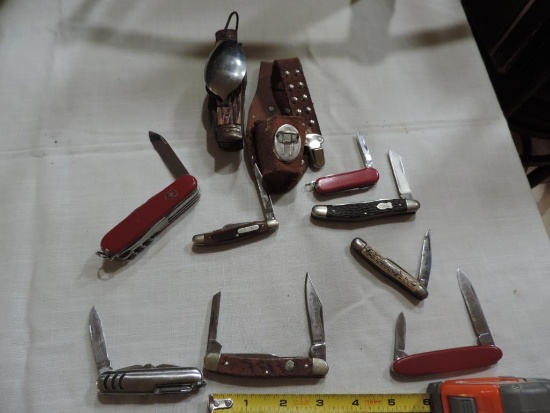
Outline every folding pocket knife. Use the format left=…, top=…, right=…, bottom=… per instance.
left=351, top=230, right=431, bottom=300
left=192, top=164, right=278, bottom=246
left=204, top=274, right=328, bottom=378
left=88, top=307, right=206, bottom=395
left=307, top=132, right=379, bottom=195
left=392, top=270, right=503, bottom=376
left=311, top=150, right=419, bottom=221
left=97, top=132, right=199, bottom=261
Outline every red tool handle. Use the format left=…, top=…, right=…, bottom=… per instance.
left=392, top=345, right=503, bottom=376
left=314, top=168, right=379, bottom=195
left=100, top=175, right=198, bottom=256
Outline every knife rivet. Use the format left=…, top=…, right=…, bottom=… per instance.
left=265, top=370, right=269, bottom=375
left=268, top=105, right=275, bottom=112
left=285, top=360, right=295, bottom=371
left=224, top=361, right=229, bottom=366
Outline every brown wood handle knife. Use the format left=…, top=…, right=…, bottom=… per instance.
left=204, top=353, right=329, bottom=378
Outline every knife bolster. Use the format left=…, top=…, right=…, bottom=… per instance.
left=204, top=352, right=222, bottom=372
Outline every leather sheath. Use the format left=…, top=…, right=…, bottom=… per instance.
left=246, top=58, right=323, bottom=193
left=207, top=21, right=246, bottom=151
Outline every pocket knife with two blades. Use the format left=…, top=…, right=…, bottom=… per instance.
left=392, top=270, right=503, bottom=376
left=192, top=163, right=278, bottom=246
left=351, top=230, right=431, bottom=300
left=97, top=132, right=199, bottom=261
left=203, top=274, right=329, bottom=378
left=88, top=307, right=206, bottom=395
left=311, top=150, right=420, bottom=221
left=306, top=132, right=380, bottom=195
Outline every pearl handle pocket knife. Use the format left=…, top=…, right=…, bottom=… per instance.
left=97, top=132, right=199, bottom=261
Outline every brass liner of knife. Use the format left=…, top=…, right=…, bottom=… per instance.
left=203, top=273, right=329, bottom=378
left=391, top=270, right=503, bottom=376
left=97, top=132, right=199, bottom=261
left=311, top=150, right=420, bottom=221
left=88, top=307, right=206, bottom=395
left=351, top=230, right=431, bottom=300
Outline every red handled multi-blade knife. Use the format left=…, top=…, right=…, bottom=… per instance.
left=392, top=270, right=503, bottom=376
left=307, top=132, right=379, bottom=195
left=97, top=132, right=199, bottom=261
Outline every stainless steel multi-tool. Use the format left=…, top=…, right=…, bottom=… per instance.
left=392, top=270, right=503, bottom=376
left=203, top=274, right=328, bottom=378
left=306, top=132, right=379, bottom=195
left=88, top=307, right=206, bottom=395
left=351, top=230, right=431, bottom=300
left=311, top=150, right=420, bottom=221
left=97, top=132, right=199, bottom=261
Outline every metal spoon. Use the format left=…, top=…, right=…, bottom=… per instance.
left=204, top=40, right=246, bottom=104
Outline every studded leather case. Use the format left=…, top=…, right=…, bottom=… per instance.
left=246, top=58, right=324, bottom=193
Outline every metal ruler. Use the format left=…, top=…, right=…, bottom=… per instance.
left=209, top=393, right=432, bottom=412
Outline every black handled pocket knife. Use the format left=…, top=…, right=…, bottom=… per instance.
left=88, top=307, right=206, bottom=395
left=203, top=274, right=328, bottom=378
left=311, top=150, right=420, bottom=221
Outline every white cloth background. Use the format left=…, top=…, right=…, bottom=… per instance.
left=2, top=1, right=549, bottom=412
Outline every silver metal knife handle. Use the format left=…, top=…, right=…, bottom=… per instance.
left=96, top=366, right=206, bottom=395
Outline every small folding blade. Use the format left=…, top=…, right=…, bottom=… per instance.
left=149, top=131, right=189, bottom=179
left=253, top=164, right=276, bottom=222
left=88, top=307, right=112, bottom=375
left=389, top=151, right=413, bottom=200
left=457, top=269, right=495, bottom=346
left=305, top=274, right=326, bottom=361
left=356, top=132, right=374, bottom=169
left=394, top=312, right=407, bottom=360
left=418, top=230, right=431, bottom=289
left=207, top=292, right=223, bottom=354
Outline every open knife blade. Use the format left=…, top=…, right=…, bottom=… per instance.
left=391, top=270, right=502, bottom=376
left=308, top=132, right=380, bottom=195
left=458, top=269, right=495, bottom=346
left=97, top=132, right=199, bottom=261
left=305, top=273, right=326, bottom=361
left=203, top=274, right=329, bottom=378
left=311, top=150, right=420, bottom=221
left=89, top=306, right=112, bottom=375
left=192, top=153, right=278, bottom=246
left=88, top=307, right=206, bottom=395
left=351, top=230, right=431, bottom=300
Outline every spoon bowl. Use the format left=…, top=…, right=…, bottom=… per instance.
left=204, top=40, right=247, bottom=104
